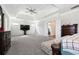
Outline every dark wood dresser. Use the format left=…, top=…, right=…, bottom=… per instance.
left=0, top=31, right=11, bottom=55
left=0, top=6, right=11, bottom=55
left=61, top=24, right=78, bottom=36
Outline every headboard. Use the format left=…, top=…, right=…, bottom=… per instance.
left=61, top=24, right=78, bottom=36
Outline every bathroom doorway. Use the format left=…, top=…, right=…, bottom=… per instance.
left=48, top=18, right=56, bottom=38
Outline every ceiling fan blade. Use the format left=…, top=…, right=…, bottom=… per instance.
left=33, top=11, right=37, bottom=14
left=25, top=10, right=29, bottom=13
left=33, top=9, right=36, bottom=11
left=26, top=8, right=30, bottom=10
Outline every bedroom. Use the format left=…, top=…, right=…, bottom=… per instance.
left=0, top=4, right=79, bottom=55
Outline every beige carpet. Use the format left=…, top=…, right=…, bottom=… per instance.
left=7, top=35, right=50, bottom=55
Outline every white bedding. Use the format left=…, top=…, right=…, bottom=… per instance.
left=62, top=33, right=79, bottom=54
left=41, top=33, right=79, bottom=55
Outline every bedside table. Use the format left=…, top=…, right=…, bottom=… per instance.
left=51, top=42, right=61, bottom=55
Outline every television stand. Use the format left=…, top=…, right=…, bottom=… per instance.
left=24, top=30, right=26, bottom=35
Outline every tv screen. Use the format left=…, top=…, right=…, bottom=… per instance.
left=20, top=25, right=24, bottom=30
left=20, top=25, right=30, bottom=30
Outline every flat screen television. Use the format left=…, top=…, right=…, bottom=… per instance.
left=20, top=25, right=30, bottom=30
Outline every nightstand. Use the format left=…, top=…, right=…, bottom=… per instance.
left=51, top=42, right=61, bottom=55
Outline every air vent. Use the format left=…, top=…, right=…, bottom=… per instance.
left=71, top=5, right=79, bottom=9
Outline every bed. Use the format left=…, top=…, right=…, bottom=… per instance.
left=62, top=33, right=79, bottom=55
left=41, top=33, right=79, bottom=55
left=40, top=35, right=70, bottom=55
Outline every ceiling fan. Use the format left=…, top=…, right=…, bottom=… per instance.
left=25, top=7, right=37, bottom=15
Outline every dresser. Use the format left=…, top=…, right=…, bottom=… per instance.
left=0, top=31, right=11, bottom=55
left=0, top=6, right=11, bottom=55
left=61, top=24, right=78, bottom=36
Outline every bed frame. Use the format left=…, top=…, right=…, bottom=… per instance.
left=61, top=24, right=78, bottom=36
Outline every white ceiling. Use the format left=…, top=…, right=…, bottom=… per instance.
left=2, top=4, right=57, bottom=16
left=2, top=4, right=77, bottom=15
left=55, top=4, right=77, bottom=13
left=1, top=4, right=78, bottom=21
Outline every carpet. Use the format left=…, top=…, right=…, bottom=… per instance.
left=6, top=35, right=49, bottom=55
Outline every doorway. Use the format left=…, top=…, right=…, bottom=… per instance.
left=48, top=18, right=56, bottom=38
